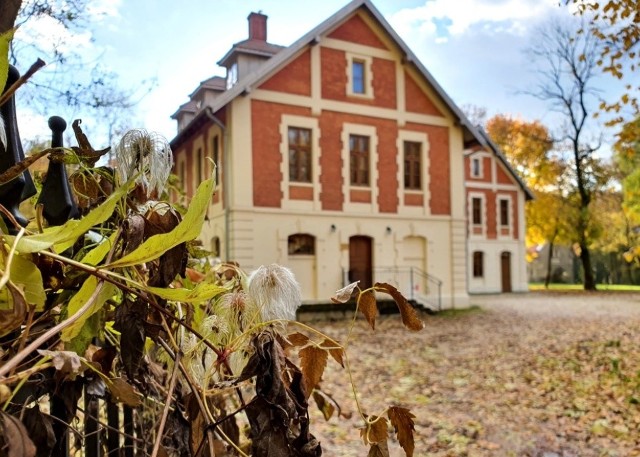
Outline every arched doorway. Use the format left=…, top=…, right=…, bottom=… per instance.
left=349, top=236, right=373, bottom=289
left=501, top=251, right=512, bottom=292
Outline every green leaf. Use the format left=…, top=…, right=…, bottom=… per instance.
left=147, top=282, right=225, bottom=303
left=3, top=180, right=132, bottom=254
left=65, top=311, right=101, bottom=355
left=9, top=255, right=45, bottom=311
left=107, top=178, right=214, bottom=268
left=81, top=230, right=118, bottom=266
left=0, top=29, right=14, bottom=95
left=61, top=276, right=118, bottom=342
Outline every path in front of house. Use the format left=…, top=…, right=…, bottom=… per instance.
left=307, top=291, right=640, bottom=456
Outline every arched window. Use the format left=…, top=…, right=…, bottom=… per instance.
left=288, top=234, right=315, bottom=255
left=473, top=251, right=484, bottom=278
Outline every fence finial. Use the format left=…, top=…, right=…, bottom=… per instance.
left=37, top=115, right=79, bottom=225
left=0, top=65, right=37, bottom=229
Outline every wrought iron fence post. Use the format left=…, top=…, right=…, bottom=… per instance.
left=37, top=116, right=78, bottom=225
left=0, top=65, right=36, bottom=230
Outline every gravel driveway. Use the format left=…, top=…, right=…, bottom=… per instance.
left=308, top=291, right=640, bottom=456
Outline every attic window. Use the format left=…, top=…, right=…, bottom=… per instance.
left=471, top=157, right=482, bottom=178
left=346, top=53, right=373, bottom=98
left=226, top=63, right=238, bottom=89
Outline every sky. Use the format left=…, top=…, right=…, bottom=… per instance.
left=12, top=0, right=629, bottom=154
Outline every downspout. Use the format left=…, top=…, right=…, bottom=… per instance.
left=204, top=108, right=230, bottom=262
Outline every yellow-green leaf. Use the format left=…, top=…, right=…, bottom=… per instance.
left=61, top=276, right=118, bottom=342
left=81, top=230, right=119, bottom=266
left=4, top=180, right=132, bottom=254
left=106, top=178, right=214, bottom=268
left=9, top=255, right=45, bottom=310
left=0, top=29, right=14, bottom=96
left=146, top=282, right=225, bottom=303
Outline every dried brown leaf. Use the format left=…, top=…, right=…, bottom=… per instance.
left=320, top=338, right=344, bottom=367
left=360, top=416, right=388, bottom=445
left=374, top=282, right=424, bottom=331
left=368, top=441, right=391, bottom=457
left=108, top=377, right=142, bottom=407
left=299, top=345, right=328, bottom=399
left=358, top=290, right=378, bottom=330
left=388, top=406, right=416, bottom=457
left=331, top=281, right=359, bottom=303
left=0, top=411, right=36, bottom=457
left=38, top=350, right=83, bottom=379
left=312, top=390, right=336, bottom=421
left=287, top=332, right=310, bottom=347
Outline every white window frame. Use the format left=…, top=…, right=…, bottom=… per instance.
left=397, top=130, right=430, bottom=216
left=279, top=115, right=321, bottom=211
left=471, top=156, right=483, bottom=178
left=346, top=53, right=373, bottom=99
left=342, top=123, right=378, bottom=213
left=497, top=195, right=513, bottom=238
left=468, top=192, right=486, bottom=237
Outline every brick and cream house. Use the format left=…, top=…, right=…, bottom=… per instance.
left=170, top=0, right=532, bottom=309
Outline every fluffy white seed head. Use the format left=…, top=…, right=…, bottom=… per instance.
left=247, top=264, right=301, bottom=322
left=115, top=129, right=173, bottom=197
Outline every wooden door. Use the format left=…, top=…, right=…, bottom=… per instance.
left=501, top=251, right=512, bottom=292
left=349, top=236, right=373, bottom=289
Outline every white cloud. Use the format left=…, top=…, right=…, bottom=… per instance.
left=391, top=0, right=560, bottom=40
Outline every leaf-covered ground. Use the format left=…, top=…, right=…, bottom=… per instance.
left=305, top=292, right=640, bottom=456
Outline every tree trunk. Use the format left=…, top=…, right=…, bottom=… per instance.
left=544, top=240, right=555, bottom=289
left=0, top=0, right=22, bottom=35
left=580, top=242, right=596, bottom=290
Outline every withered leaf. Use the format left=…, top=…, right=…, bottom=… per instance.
left=299, top=345, right=328, bottom=399
left=374, top=283, right=424, bottom=331
left=0, top=148, right=50, bottom=186
left=358, top=290, right=378, bottom=330
left=123, top=213, right=145, bottom=254
left=331, top=281, right=359, bottom=303
left=0, top=280, right=26, bottom=337
left=71, top=119, right=110, bottom=166
left=368, top=441, right=391, bottom=457
left=312, top=390, right=336, bottom=421
left=22, top=406, right=55, bottom=457
left=288, top=332, right=310, bottom=347
left=108, top=377, right=142, bottom=407
left=0, top=411, right=36, bottom=457
left=113, top=298, right=146, bottom=379
left=387, top=406, right=416, bottom=457
left=360, top=416, right=388, bottom=445
left=37, top=350, right=83, bottom=379
left=320, top=338, right=344, bottom=367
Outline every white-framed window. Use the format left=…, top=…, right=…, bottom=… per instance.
left=226, top=63, right=238, bottom=89
left=279, top=115, right=321, bottom=210
left=396, top=130, right=430, bottom=215
left=341, top=123, right=378, bottom=212
left=194, top=147, right=205, bottom=187
left=497, top=195, right=513, bottom=237
left=346, top=53, right=373, bottom=99
left=468, top=193, right=486, bottom=236
left=212, top=135, right=220, bottom=187
left=471, top=156, right=482, bottom=178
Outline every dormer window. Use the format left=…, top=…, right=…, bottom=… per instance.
left=226, top=63, right=238, bottom=89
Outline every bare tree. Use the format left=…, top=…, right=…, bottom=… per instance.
left=527, top=20, right=602, bottom=290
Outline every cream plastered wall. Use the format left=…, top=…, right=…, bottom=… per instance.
left=467, top=239, right=528, bottom=293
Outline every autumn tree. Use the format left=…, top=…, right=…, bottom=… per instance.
left=486, top=114, right=573, bottom=287
left=564, top=0, right=640, bottom=120
left=2, top=0, right=152, bottom=142
left=526, top=20, right=603, bottom=290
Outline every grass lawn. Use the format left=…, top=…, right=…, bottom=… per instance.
left=529, top=283, right=640, bottom=291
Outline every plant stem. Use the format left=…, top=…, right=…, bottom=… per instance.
left=150, top=348, right=181, bottom=457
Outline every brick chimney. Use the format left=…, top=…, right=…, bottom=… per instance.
left=248, top=12, right=267, bottom=42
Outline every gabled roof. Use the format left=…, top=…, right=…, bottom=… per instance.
left=171, top=0, right=501, bottom=152
left=472, top=126, right=535, bottom=201
left=190, top=76, right=226, bottom=96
